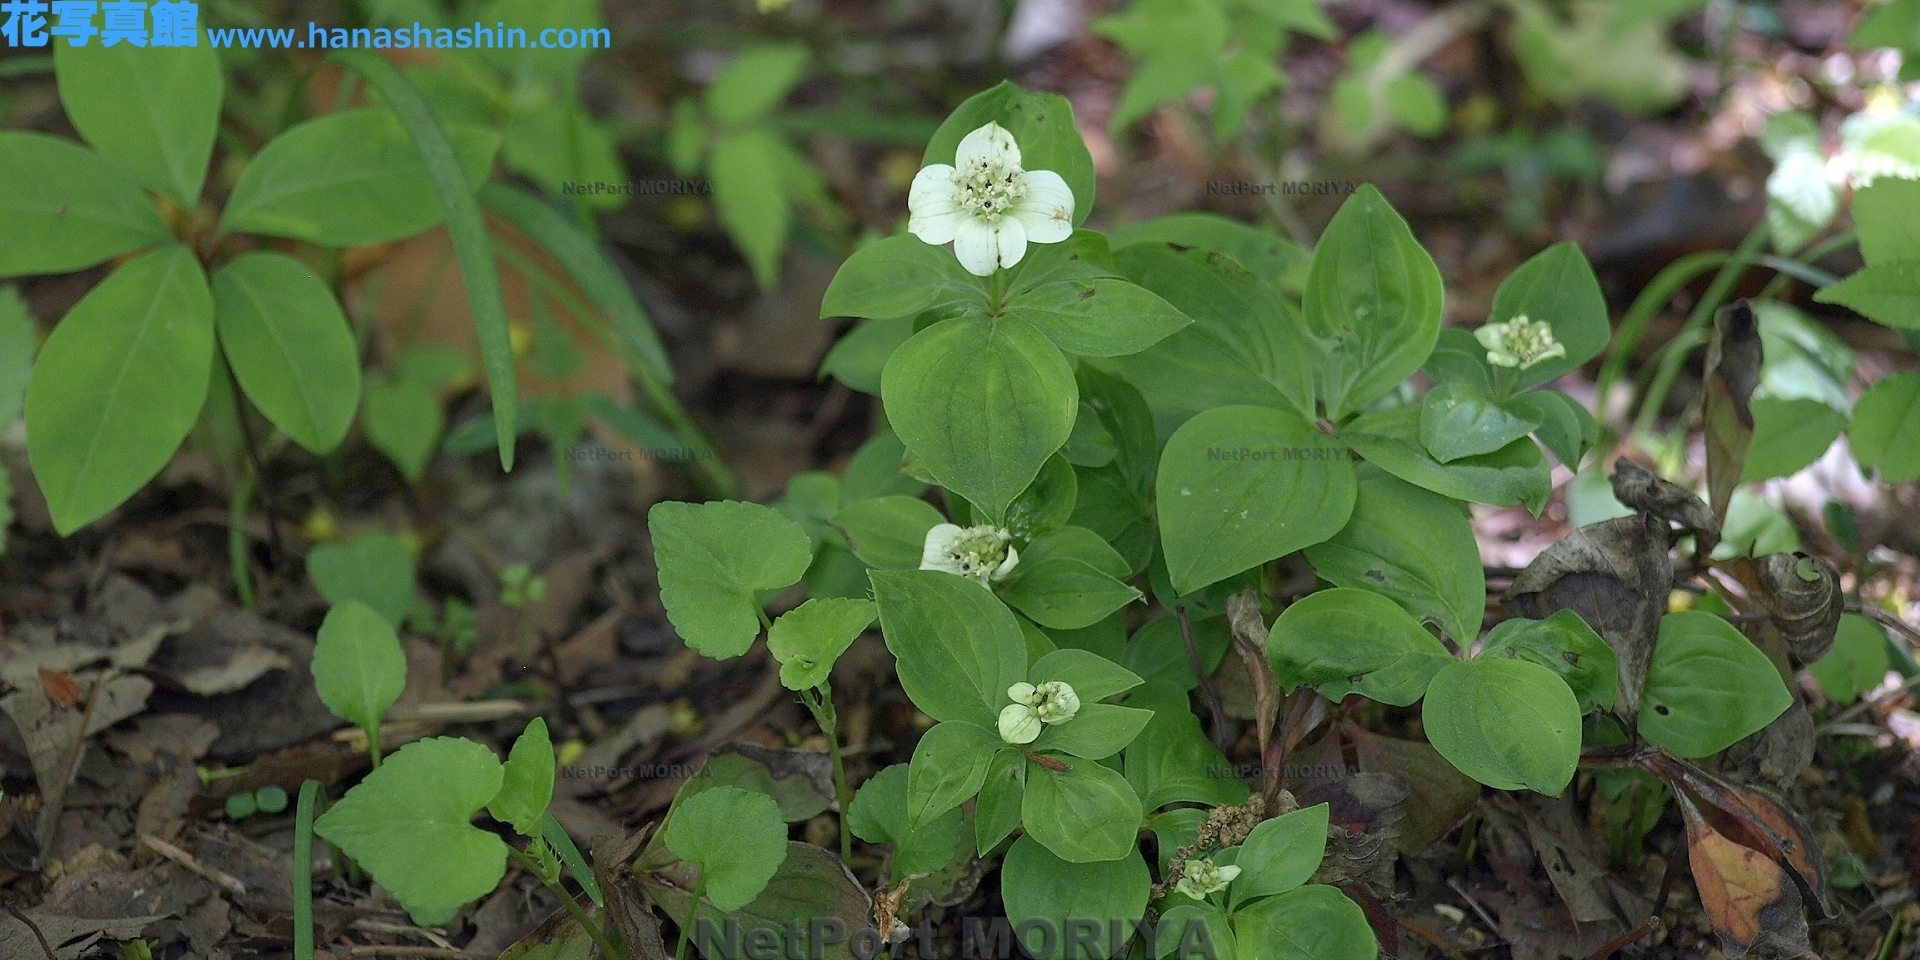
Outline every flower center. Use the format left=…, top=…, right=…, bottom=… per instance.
left=951, top=155, right=1027, bottom=224
left=1500, top=318, right=1559, bottom=367
left=942, top=526, right=1013, bottom=580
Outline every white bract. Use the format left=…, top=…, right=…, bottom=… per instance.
left=907, top=122, right=1075, bottom=276
left=997, top=681, right=1079, bottom=744
left=1174, top=858, right=1240, bottom=899
left=1475, top=314, right=1566, bottom=370
left=920, top=523, right=1018, bottom=585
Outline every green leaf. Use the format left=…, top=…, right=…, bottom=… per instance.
left=54, top=41, right=221, bottom=206
left=1266, top=587, right=1438, bottom=689
left=882, top=316, right=1077, bottom=520
left=489, top=717, right=554, bottom=838
left=828, top=496, right=943, bottom=570
left=923, top=82, right=1097, bottom=226
left=1851, top=177, right=1920, bottom=265
left=1033, top=703, right=1154, bottom=760
left=1301, top=185, right=1444, bottom=418
left=1003, top=277, right=1191, bottom=357
left=1030, top=648, right=1144, bottom=702
left=312, top=600, right=408, bottom=733
left=1814, top=260, right=1920, bottom=329
left=1231, top=803, right=1329, bottom=903
left=211, top=252, right=361, bottom=453
left=0, top=132, right=171, bottom=278
left=1384, top=72, right=1446, bottom=136
left=1341, top=407, right=1552, bottom=513
left=871, top=570, right=1029, bottom=726
left=1005, top=454, right=1081, bottom=538
left=820, top=236, right=990, bottom=321
left=707, top=45, right=810, bottom=127
left=1742, top=397, right=1846, bottom=481
left=711, top=128, right=791, bottom=292
left=848, top=764, right=967, bottom=879
left=767, top=598, right=876, bottom=691
left=314, top=737, right=507, bottom=926
left=1508, top=388, right=1597, bottom=469
left=219, top=108, right=497, bottom=247
left=906, top=720, right=1001, bottom=828
left=1766, top=150, right=1838, bottom=254
left=1420, top=379, right=1540, bottom=463
left=1302, top=472, right=1485, bottom=645
left=1000, top=558, right=1143, bottom=630
left=648, top=500, right=813, bottom=659
left=1022, top=755, right=1145, bottom=863
left=0, top=286, right=33, bottom=428
left=1851, top=372, right=1920, bottom=483
left=662, top=786, right=790, bottom=912
left=478, top=182, right=673, bottom=383
left=1810, top=614, right=1890, bottom=706
left=1639, top=611, right=1794, bottom=758
left=1108, top=213, right=1306, bottom=289
left=0, top=462, right=10, bottom=556
left=1002, top=838, right=1150, bottom=959
left=1479, top=610, right=1618, bottom=713
left=1231, top=885, right=1377, bottom=960
left=318, top=53, right=520, bottom=469
left=976, top=747, right=1027, bottom=854
left=1154, top=903, right=1235, bottom=960
left=1108, top=245, right=1318, bottom=421
left=307, top=532, right=416, bottom=628
left=1422, top=657, right=1580, bottom=793
left=820, top=316, right=916, bottom=394
left=25, top=246, right=214, bottom=535
left=1121, top=617, right=1230, bottom=692
left=362, top=377, right=442, bottom=482
left=1123, top=682, right=1248, bottom=810
left=1483, top=241, right=1611, bottom=392
left=1156, top=405, right=1357, bottom=594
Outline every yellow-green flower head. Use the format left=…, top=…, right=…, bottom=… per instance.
left=1173, top=858, right=1240, bottom=899
left=997, top=680, right=1080, bottom=744
left=907, top=122, right=1075, bottom=276
left=1475, top=314, right=1566, bottom=370
left=920, top=523, right=1018, bottom=585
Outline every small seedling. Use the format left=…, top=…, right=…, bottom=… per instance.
left=224, top=786, right=289, bottom=820
left=501, top=563, right=547, bottom=608
left=311, top=600, right=407, bottom=768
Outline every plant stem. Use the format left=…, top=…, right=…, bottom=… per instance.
left=364, top=722, right=382, bottom=771
left=804, top=687, right=855, bottom=863
left=676, top=874, right=707, bottom=960
left=293, top=780, right=321, bottom=960
left=506, top=845, right=625, bottom=960
left=230, top=471, right=258, bottom=609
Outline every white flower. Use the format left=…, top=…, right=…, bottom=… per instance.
left=908, top=122, right=1075, bottom=277
left=919, top=523, right=1019, bottom=585
left=998, top=703, right=1042, bottom=744
left=1475, top=314, right=1567, bottom=370
left=1173, top=858, right=1240, bottom=900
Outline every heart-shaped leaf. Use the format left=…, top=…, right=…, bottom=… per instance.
left=662, top=785, right=790, bottom=911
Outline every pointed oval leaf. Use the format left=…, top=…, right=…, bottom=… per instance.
left=1639, top=611, right=1794, bottom=759
left=1022, top=755, right=1144, bottom=863
left=1156, top=404, right=1357, bottom=594
left=1301, top=185, right=1444, bottom=418
left=1302, top=472, right=1485, bottom=645
left=212, top=252, right=361, bottom=453
left=871, top=570, right=1028, bottom=726
left=1002, top=837, right=1150, bottom=959
left=489, top=716, right=555, bottom=838
left=306, top=532, right=417, bottom=628
left=54, top=41, right=222, bottom=206
left=25, top=245, right=213, bottom=534
left=1422, top=657, right=1580, bottom=794
left=882, top=315, right=1077, bottom=521
left=767, top=597, right=876, bottom=691
left=0, top=132, right=170, bottom=278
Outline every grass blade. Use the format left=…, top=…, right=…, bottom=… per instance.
left=478, top=181, right=673, bottom=383
left=294, top=779, right=321, bottom=960
left=542, top=811, right=605, bottom=906
left=330, top=51, right=517, bottom=470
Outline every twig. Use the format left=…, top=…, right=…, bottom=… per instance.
left=1178, top=608, right=1231, bottom=753
left=1445, top=877, right=1503, bottom=943
left=143, top=834, right=248, bottom=897
left=1823, top=671, right=1920, bottom=728
left=38, top=675, right=103, bottom=864
left=351, top=920, right=457, bottom=950
left=1851, top=603, right=1920, bottom=649
left=3, top=903, right=57, bottom=960
left=1583, top=914, right=1661, bottom=960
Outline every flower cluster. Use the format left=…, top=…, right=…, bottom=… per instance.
left=908, top=122, right=1074, bottom=276
left=996, top=681, right=1080, bottom=744
left=919, top=523, right=1019, bottom=585
left=1173, top=858, right=1239, bottom=899
left=1475, top=314, right=1566, bottom=370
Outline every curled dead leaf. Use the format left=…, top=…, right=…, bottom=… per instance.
left=1726, top=554, right=1843, bottom=667
left=1703, top=300, right=1762, bottom=526
left=1675, top=791, right=1814, bottom=959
